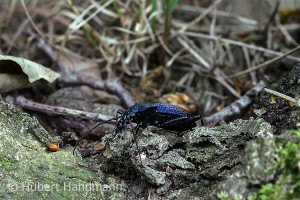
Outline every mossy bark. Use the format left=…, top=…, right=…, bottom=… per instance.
left=0, top=97, right=126, bottom=199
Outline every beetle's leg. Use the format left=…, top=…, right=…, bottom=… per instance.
left=198, top=116, right=204, bottom=126
left=125, top=123, right=143, bottom=165
left=116, top=109, right=124, bottom=118
left=133, top=124, right=143, bottom=166
left=140, top=121, right=149, bottom=129
left=117, top=109, right=124, bottom=114
left=107, top=127, right=118, bottom=140
left=187, top=115, right=202, bottom=125
left=73, top=117, right=117, bottom=155
left=103, top=126, right=117, bottom=148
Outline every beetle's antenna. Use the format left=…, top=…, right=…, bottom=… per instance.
left=72, top=117, right=118, bottom=155
left=131, top=124, right=143, bottom=166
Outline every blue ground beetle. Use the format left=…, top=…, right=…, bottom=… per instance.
left=106, top=103, right=202, bottom=140
left=74, top=103, right=202, bottom=155
left=120, top=103, right=200, bottom=130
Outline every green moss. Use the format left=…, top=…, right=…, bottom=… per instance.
left=217, top=191, right=243, bottom=200
left=216, top=127, right=300, bottom=200
left=0, top=97, right=127, bottom=199
left=256, top=130, right=300, bottom=200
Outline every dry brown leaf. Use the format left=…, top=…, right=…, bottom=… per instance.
left=0, top=55, right=59, bottom=93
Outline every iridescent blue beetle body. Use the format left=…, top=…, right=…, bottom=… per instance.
left=73, top=103, right=202, bottom=155
left=111, top=103, right=202, bottom=138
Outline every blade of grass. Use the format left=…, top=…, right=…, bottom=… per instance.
left=151, top=0, right=157, bottom=30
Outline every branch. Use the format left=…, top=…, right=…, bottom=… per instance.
left=58, top=75, right=135, bottom=108
left=204, top=81, right=266, bottom=126
left=15, top=96, right=113, bottom=122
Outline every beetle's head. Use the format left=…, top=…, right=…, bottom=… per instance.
left=115, top=112, right=131, bottom=133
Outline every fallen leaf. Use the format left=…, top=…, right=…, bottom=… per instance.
left=0, top=55, right=59, bottom=93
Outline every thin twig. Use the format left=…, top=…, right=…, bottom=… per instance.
left=177, top=5, right=257, bottom=27
left=21, top=0, right=45, bottom=39
left=182, top=31, right=300, bottom=62
left=204, top=81, right=266, bottom=126
left=177, top=37, right=210, bottom=69
left=264, top=88, right=297, bottom=103
left=15, top=96, right=113, bottom=122
left=242, top=47, right=257, bottom=85
left=179, top=0, right=223, bottom=33
left=58, top=75, right=135, bottom=108
left=229, top=45, right=300, bottom=78
left=214, top=68, right=241, bottom=98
